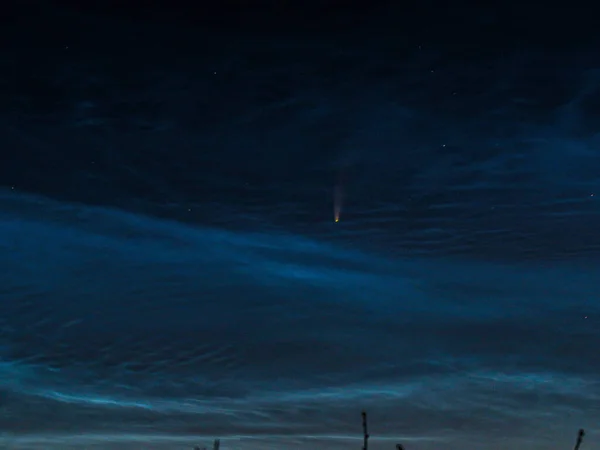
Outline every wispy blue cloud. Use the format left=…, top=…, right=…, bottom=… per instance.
left=1, top=192, right=598, bottom=449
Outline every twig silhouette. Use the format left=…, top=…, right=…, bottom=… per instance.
left=193, top=438, right=219, bottom=450
left=574, top=429, right=585, bottom=450
left=361, top=411, right=369, bottom=450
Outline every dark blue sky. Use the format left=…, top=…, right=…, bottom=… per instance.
left=1, top=2, right=599, bottom=449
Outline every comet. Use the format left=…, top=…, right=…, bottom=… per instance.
left=334, top=183, right=343, bottom=223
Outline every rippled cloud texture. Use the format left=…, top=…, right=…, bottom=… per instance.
left=1, top=192, right=599, bottom=449
left=2, top=2, right=600, bottom=449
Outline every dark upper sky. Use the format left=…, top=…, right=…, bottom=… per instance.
left=1, top=1, right=599, bottom=449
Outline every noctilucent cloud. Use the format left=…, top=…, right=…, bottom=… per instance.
left=1, top=3, right=599, bottom=449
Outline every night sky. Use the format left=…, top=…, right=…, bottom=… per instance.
left=1, top=1, right=600, bottom=449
